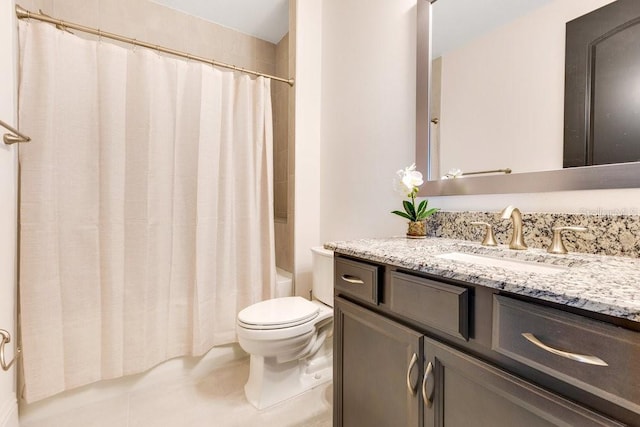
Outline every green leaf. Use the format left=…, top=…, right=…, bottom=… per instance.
left=391, top=210, right=413, bottom=220
left=417, top=207, right=440, bottom=220
left=416, top=199, right=427, bottom=216
left=403, top=200, right=416, bottom=220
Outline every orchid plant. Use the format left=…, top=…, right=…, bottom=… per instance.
left=391, top=164, right=439, bottom=222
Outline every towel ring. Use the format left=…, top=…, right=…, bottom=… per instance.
left=0, top=329, right=20, bottom=371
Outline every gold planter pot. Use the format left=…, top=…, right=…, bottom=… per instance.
left=407, top=220, right=427, bottom=239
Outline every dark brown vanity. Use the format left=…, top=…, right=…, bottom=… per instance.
left=332, top=253, right=640, bottom=426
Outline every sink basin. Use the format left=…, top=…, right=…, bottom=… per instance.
left=436, top=252, right=569, bottom=275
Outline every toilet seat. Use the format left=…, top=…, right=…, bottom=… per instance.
left=238, top=296, right=320, bottom=330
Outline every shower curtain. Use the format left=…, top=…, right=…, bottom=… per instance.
left=17, top=21, right=276, bottom=402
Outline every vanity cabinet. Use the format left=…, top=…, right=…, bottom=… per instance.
left=333, top=255, right=633, bottom=427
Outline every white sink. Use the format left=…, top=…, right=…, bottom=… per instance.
left=436, top=252, right=569, bottom=275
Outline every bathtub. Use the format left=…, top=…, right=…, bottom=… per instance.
left=275, top=267, right=293, bottom=298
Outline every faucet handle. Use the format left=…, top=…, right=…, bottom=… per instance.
left=548, top=226, right=587, bottom=254
left=471, top=221, right=498, bottom=246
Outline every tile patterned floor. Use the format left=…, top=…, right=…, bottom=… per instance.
left=20, top=357, right=333, bottom=427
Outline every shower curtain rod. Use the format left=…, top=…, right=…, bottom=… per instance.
left=15, top=5, right=295, bottom=87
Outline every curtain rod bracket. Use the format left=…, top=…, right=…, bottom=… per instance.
left=1, top=119, right=31, bottom=145
left=15, top=4, right=29, bottom=19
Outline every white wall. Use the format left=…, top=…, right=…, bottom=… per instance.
left=295, top=0, right=419, bottom=295
left=319, top=0, right=418, bottom=243
left=293, top=0, right=323, bottom=298
left=0, top=0, right=19, bottom=425
left=438, top=0, right=615, bottom=175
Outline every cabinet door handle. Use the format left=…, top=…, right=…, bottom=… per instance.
left=341, top=274, right=365, bottom=285
left=521, top=333, right=608, bottom=366
left=422, top=361, right=434, bottom=408
left=406, top=353, right=418, bottom=395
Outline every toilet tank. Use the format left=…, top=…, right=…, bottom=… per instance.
left=311, top=246, right=334, bottom=307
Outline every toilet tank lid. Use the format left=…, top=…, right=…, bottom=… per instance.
left=311, top=246, right=333, bottom=257
left=238, top=296, right=319, bottom=327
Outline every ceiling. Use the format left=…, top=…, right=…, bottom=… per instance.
left=150, top=0, right=553, bottom=53
left=151, top=0, right=289, bottom=44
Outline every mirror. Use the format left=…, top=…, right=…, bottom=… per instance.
left=417, top=0, right=640, bottom=195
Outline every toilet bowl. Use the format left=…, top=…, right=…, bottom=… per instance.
left=236, top=247, right=334, bottom=409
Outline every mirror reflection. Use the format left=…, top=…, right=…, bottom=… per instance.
left=429, top=0, right=627, bottom=181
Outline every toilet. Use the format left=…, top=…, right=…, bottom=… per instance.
left=236, top=247, right=334, bottom=409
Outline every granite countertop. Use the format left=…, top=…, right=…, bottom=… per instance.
left=324, top=237, right=640, bottom=324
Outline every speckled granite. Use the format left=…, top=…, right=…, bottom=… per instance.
left=428, top=211, right=640, bottom=258
left=325, top=237, right=640, bottom=323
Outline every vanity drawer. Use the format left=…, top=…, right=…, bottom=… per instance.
left=389, top=271, right=469, bottom=340
left=334, top=258, right=380, bottom=304
left=492, top=295, right=640, bottom=414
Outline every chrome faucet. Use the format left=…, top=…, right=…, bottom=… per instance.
left=501, top=205, right=527, bottom=250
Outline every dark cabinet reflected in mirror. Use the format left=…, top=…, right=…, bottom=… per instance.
left=417, top=0, right=640, bottom=196
left=564, top=0, right=640, bottom=168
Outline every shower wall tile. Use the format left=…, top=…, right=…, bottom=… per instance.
left=286, top=0, right=295, bottom=275
left=97, top=0, right=147, bottom=41
left=140, top=1, right=191, bottom=53
left=221, top=28, right=254, bottom=61
left=185, top=17, right=226, bottom=61
left=20, top=0, right=55, bottom=15
left=275, top=220, right=292, bottom=273
left=273, top=28, right=292, bottom=272
left=255, top=38, right=276, bottom=64
left=276, top=33, right=288, bottom=65
left=41, top=0, right=278, bottom=79
left=52, top=0, right=99, bottom=28
left=274, top=182, right=287, bottom=219
left=255, top=60, right=276, bottom=77
left=275, top=149, right=287, bottom=182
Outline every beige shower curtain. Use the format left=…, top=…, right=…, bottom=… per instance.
left=18, top=21, right=276, bottom=402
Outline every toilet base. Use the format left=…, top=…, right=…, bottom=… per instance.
left=244, top=343, right=333, bottom=410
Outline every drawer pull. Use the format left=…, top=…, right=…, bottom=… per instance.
left=341, top=274, right=365, bottom=285
left=521, top=333, right=608, bottom=366
left=422, top=361, right=434, bottom=408
left=406, top=353, right=418, bottom=395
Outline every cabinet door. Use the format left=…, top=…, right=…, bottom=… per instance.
left=422, top=338, right=623, bottom=427
left=335, top=297, right=423, bottom=427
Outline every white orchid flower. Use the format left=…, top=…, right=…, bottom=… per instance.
left=391, top=164, right=439, bottom=225
left=395, top=163, right=424, bottom=196
left=441, top=168, right=463, bottom=180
